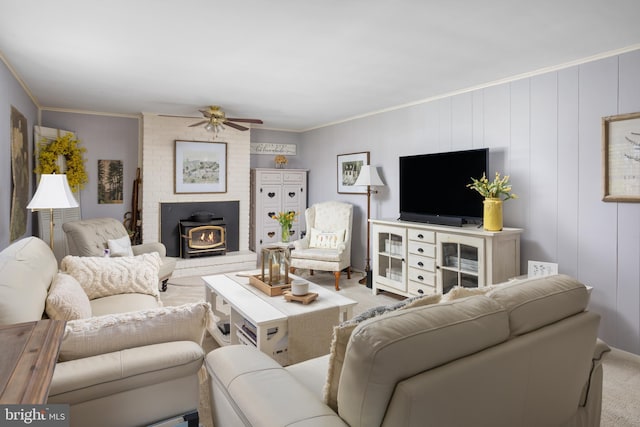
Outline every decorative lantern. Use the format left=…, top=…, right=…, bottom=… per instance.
left=261, top=246, right=290, bottom=286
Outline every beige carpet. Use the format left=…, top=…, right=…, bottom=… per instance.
left=161, top=271, right=640, bottom=427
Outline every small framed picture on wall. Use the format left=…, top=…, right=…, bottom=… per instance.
left=337, top=151, right=369, bottom=194
left=602, top=112, right=640, bottom=202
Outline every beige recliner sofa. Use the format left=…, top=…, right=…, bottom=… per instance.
left=205, top=274, right=609, bottom=427
left=62, top=217, right=177, bottom=291
left=0, top=236, right=206, bottom=427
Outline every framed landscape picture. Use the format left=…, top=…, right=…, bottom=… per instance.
left=602, top=112, right=640, bottom=202
left=175, top=140, right=227, bottom=193
left=337, top=151, right=369, bottom=194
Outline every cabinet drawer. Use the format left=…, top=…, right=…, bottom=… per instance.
left=407, top=254, right=435, bottom=272
left=407, top=241, right=435, bottom=258
left=408, top=267, right=435, bottom=286
left=408, top=229, right=435, bottom=243
left=283, top=172, right=304, bottom=183
left=408, top=281, right=437, bottom=297
left=260, top=172, right=283, bottom=184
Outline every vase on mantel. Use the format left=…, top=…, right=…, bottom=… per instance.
left=483, top=198, right=503, bottom=231
left=281, top=226, right=291, bottom=243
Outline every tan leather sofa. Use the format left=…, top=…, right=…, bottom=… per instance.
left=205, top=274, right=609, bottom=427
left=0, top=237, right=206, bottom=427
left=62, top=217, right=177, bottom=291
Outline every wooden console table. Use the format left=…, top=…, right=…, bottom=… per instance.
left=0, top=320, right=66, bottom=404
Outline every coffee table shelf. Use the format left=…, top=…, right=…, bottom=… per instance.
left=203, top=272, right=357, bottom=365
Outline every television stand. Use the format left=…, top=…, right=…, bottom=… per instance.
left=370, top=219, right=523, bottom=298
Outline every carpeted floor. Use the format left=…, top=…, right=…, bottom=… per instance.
left=161, top=270, right=640, bottom=427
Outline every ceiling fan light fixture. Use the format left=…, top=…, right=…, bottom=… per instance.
left=204, top=122, right=214, bottom=132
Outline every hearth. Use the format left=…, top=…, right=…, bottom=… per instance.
left=179, top=214, right=226, bottom=258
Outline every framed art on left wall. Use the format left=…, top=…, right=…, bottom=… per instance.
left=174, top=140, right=227, bottom=193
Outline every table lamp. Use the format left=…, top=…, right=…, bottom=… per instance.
left=27, top=174, right=79, bottom=249
left=354, top=165, right=385, bottom=287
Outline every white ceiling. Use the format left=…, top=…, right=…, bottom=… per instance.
left=1, top=0, right=640, bottom=132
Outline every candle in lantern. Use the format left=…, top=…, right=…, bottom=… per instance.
left=271, top=262, right=280, bottom=282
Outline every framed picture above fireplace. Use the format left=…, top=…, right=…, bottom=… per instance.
left=174, top=140, right=227, bottom=193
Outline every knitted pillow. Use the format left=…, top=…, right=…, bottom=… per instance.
left=58, top=302, right=212, bottom=361
left=60, top=252, right=161, bottom=300
left=323, top=293, right=442, bottom=411
left=45, top=273, right=92, bottom=320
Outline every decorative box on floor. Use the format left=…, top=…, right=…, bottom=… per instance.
left=249, top=246, right=292, bottom=296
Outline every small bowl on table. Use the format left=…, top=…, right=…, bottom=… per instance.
left=291, top=279, right=309, bottom=296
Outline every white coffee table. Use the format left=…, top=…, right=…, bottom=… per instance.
left=203, top=272, right=357, bottom=365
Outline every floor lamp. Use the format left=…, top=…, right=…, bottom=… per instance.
left=27, top=174, right=79, bottom=249
left=354, top=165, right=385, bottom=287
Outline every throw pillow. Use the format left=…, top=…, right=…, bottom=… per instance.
left=60, top=252, right=161, bottom=300
left=323, top=293, right=441, bottom=411
left=45, top=273, right=92, bottom=321
left=441, top=285, right=498, bottom=302
left=58, top=301, right=212, bottom=361
left=309, top=227, right=346, bottom=249
left=107, top=235, right=134, bottom=257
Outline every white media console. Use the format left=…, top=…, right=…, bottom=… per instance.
left=370, top=219, right=523, bottom=298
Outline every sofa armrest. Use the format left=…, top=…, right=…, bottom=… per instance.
left=50, top=341, right=204, bottom=400
left=577, top=338, right=611, bottom=422
left=59, top=302, right=212, bottom=361
left=133, top=242, right=167, bottom=257
left=592, top=338, right=611, bottom=362
left=206, top=346, right=347, bottom=427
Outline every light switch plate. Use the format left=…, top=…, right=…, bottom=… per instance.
left=527, top=261, right=558, bottom=277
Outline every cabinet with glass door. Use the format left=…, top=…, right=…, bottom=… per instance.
left=371, top=223, right=407, bottom=294
left=436, top=233, right=485, bottom=294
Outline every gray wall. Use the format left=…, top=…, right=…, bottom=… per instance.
left=0, top=58, right=38, bottom=248
left=41, top=111, right=140, bottom=222
left=301, top=49, right=640, bottom=354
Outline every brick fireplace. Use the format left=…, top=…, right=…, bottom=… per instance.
left=141, top=114, right=256, bottom=277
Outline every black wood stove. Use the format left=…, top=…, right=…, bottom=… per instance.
left=179, top=212, right=226, bottom=258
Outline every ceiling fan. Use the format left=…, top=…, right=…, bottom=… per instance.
left=189, top=105, right=263, bottom=133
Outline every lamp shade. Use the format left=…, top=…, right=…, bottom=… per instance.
left=354, top=165, right=385, bottom=187
left=27, top=174, right=79, bottom=210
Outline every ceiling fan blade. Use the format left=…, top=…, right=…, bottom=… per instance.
left=188, top=120, right=208, bottom=127
left=226, top=118, right=264, bottom=124
left=223, top=121, right=249, bottom=131
left=199, top=109, right=213, bottom=118
left=158, top=113, right=200, bottom=119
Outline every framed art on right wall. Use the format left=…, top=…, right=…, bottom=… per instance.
left=602, top=112, right=640, bottom=202
left=337, top=151, right=369, bottom=194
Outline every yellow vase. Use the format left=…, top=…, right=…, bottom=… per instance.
left=483, top=198, right=503, bottom=231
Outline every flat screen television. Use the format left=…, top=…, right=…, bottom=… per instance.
left=399, top=148, right=488, bottom=226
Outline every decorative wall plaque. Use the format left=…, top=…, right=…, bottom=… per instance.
left=250, top=143, right=297, bottom=155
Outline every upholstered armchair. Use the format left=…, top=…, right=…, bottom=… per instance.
left=289, top=201, right=353, bottom=290
left=62, top=217, right=177, bottom=291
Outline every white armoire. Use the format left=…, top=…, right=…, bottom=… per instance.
left=250, top=168, right=308, bottom=257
